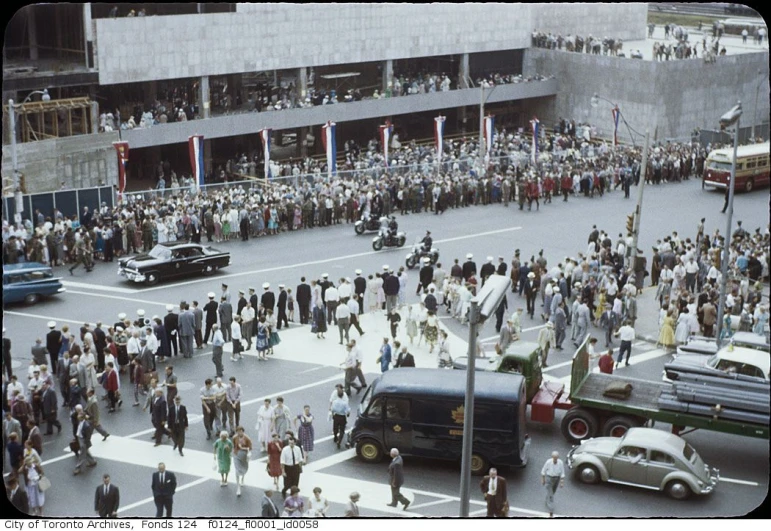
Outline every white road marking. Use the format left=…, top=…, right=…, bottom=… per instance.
left=5, top=311, right=95, bottom=327
left=65, top=289, right=171, bottom=307
left=137, top=226, right=523, bottom=292
left=117, top=477, right=210, bottom=514
left=541, top=342, right=650, bottom=373
left=407, top=499, right=455, bottom=510
left=61, top=280, right=135, bottom=294
left=720, top=477, right=760, bottom=486
left=297, top=365, right=329, bottom=374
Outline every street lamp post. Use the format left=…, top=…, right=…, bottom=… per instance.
left=715, top=102, right=742, bottom=347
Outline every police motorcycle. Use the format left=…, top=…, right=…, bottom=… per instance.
left=372, top=216, right=406, bottom=251
left=405, top=239, right=440, bottom=269
left=354, top=214, right=382, bottom=235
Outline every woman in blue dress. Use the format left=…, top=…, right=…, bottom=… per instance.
left=268, top=206, right=279, bottom=235
left=94, top=225, right=105, bottom=259
left=294, top=405, right=315, bottom=462
left=255, top=316, right=269, bottom=360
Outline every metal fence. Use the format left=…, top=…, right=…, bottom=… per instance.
left=2, top=185, right=115, bottom=224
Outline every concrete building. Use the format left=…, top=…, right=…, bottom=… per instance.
left=2, top=3, right=767, bottom=195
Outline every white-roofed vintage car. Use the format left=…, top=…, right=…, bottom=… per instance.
left=566, top=427, right=719, bottom=500
left=118, top=242, right=230, bottom=285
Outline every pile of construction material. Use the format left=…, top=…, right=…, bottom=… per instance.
left=658, top=370, right=770, bottom=426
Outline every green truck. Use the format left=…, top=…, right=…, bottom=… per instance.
left=455, top=336, right=770, bottom=443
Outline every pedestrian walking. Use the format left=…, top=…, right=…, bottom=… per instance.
left=615, top=320, right=636, bottom=367
left=73, top=413, right=96, bottom=475
left=344, top=492, right=361, bottom=517
left=330, top=389, right=350, bottom=449
left=213, top=431, right=234, bottom=486
left=168, top=395, right=188, bottom=456
left=480, top=467, right=508, bottom=518
left=262, top=489, right=280, bottom=517
left=94, top=474, right=120, bottom=518
left=280, top=438, right=305, bottom=497
left=210, top=324, right=225, bottom=377
left=151, top=463, right=176, bottom=518
left=307, top=487, right=330, bottom=517
left=541, top=451, right=566, bottom=517
left=387, top=448, right=411, bottom=510
left=151, top=388, right=168, bottom=447
left=20, top=458, right=46, bottom=515
left=378, top=337, right=392, bottom=373
left=283, top=486, right=304, bottom=517
left=294, top=405, right=315, bottom=462
left=267, top=433, right=283, bottom=489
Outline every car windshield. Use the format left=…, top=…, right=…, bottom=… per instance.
left=359, top=385, right=373, bottom=414
left=203, top=246, right=220, bottom=255
left=705, top=354, right=719, bottom=369
left=148, top=245, right=172, bottom=260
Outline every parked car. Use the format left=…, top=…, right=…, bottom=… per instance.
left=676, top=331, right=770, bottom=357
left=118, top=242, right=230, bottom=285
left=665, top=345, right=770, bottom=382
left=567, top=427, right=719, bottom=500
left=3, top=262, right=66, bottom=305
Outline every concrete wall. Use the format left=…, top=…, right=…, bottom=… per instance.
left=524, top=48, right=770, bottom=142
left=121, top=79, right=559, bottom=149
left=95, top=4, right=647, bottom=85
left=2, top=133, right=119, bottom=194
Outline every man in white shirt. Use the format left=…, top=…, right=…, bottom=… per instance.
left=684, top=257, right=699, bottom=293
left=541, top=451, right=565, bottom=517
left=338, top=278, right=352, bottom=303
left=230, top=316, right=243, bottom=361
left=211, top=325, right=225, bottom=379
left=346, top=296, right=365, bottom=336
left=335, top=303, right=351, bottom=345
left=6, top=375, right=24, bottom=406
left=279, top=438, right=305, bottom=497
left=351, top=340, right=367, bottom=391
left=614, top=321, right=636, bottom=367
left=325, top=285, right=340, bottom=326
left=240, top=303, right=255, bottom=351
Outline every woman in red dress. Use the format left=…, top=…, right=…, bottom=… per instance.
left=266, top=432, right=283, bottom=489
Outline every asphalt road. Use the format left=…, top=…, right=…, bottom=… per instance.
left=3, top=177, right=769, bottom=517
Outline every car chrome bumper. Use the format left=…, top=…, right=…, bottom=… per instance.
left=118, top=269, right=145, bottom=282
left=701, top=468, right=720, bottom=494
left=57, top=287, right=67, bottom=294
left=566, top=445, right=578, bottom=469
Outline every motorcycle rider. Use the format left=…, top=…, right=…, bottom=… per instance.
left=385, top=216, right=399, bottom=244
left=421, top=231, right=433, bottom=256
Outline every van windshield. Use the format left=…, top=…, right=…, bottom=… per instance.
left=359, top=386, right=373, bottom=414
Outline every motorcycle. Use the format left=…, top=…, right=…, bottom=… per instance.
left=405, top=240, right=440, bottom=269
left=354, top=215, right=381, bottom=235
left=372, top=231, right=406, bottom=251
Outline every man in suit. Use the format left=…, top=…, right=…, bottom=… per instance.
left=202, top=293, right=219, bottom=345
left=164, top=305, right=179, bottom=357
left=45, top=321, right=62, bottom=373
left=353, top=271, right=367, bottom=315
left=93, top=322, right=107, bottom=371
left=417, top=258, right=434, bottom=295
left=151, top=463, right=176, bottom=518
left=94, top=474, right=120, bottom=518
left=599, top=303, right=617, bottom=348
left=276, top=285, right=289, bottom=330
left=31, top=338, right=48, bottom=366
left=524, top=272, right=539, bottom=319
left=462, top=253, right=477, bottom=281
left=73, top=413, right=96, bottom=474
left=394, top=346, right=415, bottom=368
left=479, top=256, right=496, bottom=287
left=479, top=467, right=508, bottom=518
left=40, top=381, right=62, bottom=435
left=192, top=301, right=204, bottom=349
left=6, top=476, right=28, bottom=514
left=387, top=448, right=411, bottom=510
left=177, top=303, right=195, bottom=359
left=261, top=489, right=279, bottom=517
left=261, top=283, right=276, bottom=314
left=218, top=297, right=233, bottom=342
left=296, top=277, right=312, bottom=325
left=167, top=395, right=188, bottom=456
left=151, top=388, right=168, bottom=446
left=2, top=328, right=11, bottom=380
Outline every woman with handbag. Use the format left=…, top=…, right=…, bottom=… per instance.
left=232, top=426, right=253, bottom=497
left=21, top=458, right=47, bottom=515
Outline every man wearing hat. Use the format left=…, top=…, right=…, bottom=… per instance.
left=537, top=322, right=556, bottom=367
left=261, top=283, right=276, bottom=314
left=353, top=271, right=366, bottom=315
left=462, top=254, right=477, bottom=282
left=45, top=321, right=62, bottom=374
left=524, top=272, right=539, bottom=319
left=319, top=273, right=332, bottom=305
left=296, top=278, right=312, bottom=325
left=276, top=285, right=289, bottom=330
left=417, top=257, right=434, bottom=295
left=218, top=297, right=233, bottom=342
left=202, top=294, right=219, bottom=345
left=162, top=305, right=179, bottom=359
left=480, top=257, right=496, bottom=287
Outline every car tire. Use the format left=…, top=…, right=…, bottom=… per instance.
left=203, top=264, right=215, bottom=276
left=145, top=272, right=159, bottom=286
left=24, top=293, right=40, bottom=305
left=470, top=453, right=489, bottom=476
left=576, top=463, right=600, bottom=485
left=356, top=439, right=383, bottom=463
left=602, top=415, right=639, bottom=438
left=665, top=480, right=692, bottom=500
left=560, top=408, right=599, bottom=444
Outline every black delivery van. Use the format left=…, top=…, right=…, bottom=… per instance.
left=348, top=368, right=529, bottom=474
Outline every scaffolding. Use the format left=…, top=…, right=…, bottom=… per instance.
left=3, top=97, right=96, bottom=143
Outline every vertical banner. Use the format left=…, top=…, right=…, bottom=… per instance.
left=321, top=121, right=337, bottom=180
left=612, top=106, right=620, bottom=147
left=188, top=135, right=205, bottom=189
left=112, top=141, right=129, bottom=199
left=530, top=117, right=540, bottom=165
left=483, top=115, right=495, bottom=164
left=379, top=120, right=393, bottom=169
left=259, top=128, right=272, bottom=179
left=434, top=115, right=446, bottom=163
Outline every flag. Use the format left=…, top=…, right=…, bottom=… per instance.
left=379, top=120, right=393, bottom=169
left=112, top=141, right=129, bottom=199
left=188, top=135, right=205, bottom=188
left=530, top=117, right=540, bottom=164
left=483, top=115, right=495, bottom=158
left=434, top=115, right=446, bottom=163
left=260, top=128, right=272, bottom=179
left=321, top=121, right=337, bottom=180
left=612, top=106, right=620, bottom=147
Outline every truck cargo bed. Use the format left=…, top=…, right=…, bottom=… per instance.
left=572, top=373, right=669, bottom=413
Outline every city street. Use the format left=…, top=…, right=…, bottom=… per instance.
left=4, top=177, right=769, bottom=517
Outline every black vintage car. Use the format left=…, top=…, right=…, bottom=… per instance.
left=118, top=242, right=230, bottom=285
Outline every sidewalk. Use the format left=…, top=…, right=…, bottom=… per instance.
left=634, top=284, right=663, bottom=344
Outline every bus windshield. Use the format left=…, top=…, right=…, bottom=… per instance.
left=706, top=160, right=732, bottom=172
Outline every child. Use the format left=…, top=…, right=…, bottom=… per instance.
left=287, top=288, right=295, bottom=322
left=388, top=309, right=401, bottom=340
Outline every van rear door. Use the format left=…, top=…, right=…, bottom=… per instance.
left=383, top=398, right=413, bottom=452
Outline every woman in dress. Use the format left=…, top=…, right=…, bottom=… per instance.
left=58, top=326, right=71, bottom=358
left=405, top=306, right=418, bottom=345
left=367, top=275, right=380, bottom=313
left=674, top=308, right=692, bottom=345
left=213, top=431, right=234, bottom=487
left=312, top=301, right=327, bottom=339
left=283, top=487, right=304, bottom=517
left=156, top=218, right=168, bottom=244
left=268, top=205, right=279, bottom=235
left=306, top=487, right=329, bottom=517
left=21, top=458, right=45, bottom=515
left=266, top=433, right=283, bottom=489
left=266, top=310, right=280, bottom=355
left=222, top=211, right=231, bottom=242
left=255, top=316, right=270, bottom=360
left=213, top=211, right=223, bottom=243
left=424, top=311, right=439, bottom=353
left=294, top=405, right=315, bottom=462
left=657, top=309, right=676, bottom=350
left=232, top=426, right=253, bottom=497
left=228, top=206, right=239, bottom=241
left=94, top=224, right=105, bottom=260
left=255, top=399, right=274, bottom=452
left=293, top=205, right=302, bottom=230
left=272, top=397, right=291, bottom=440
left=376, top=273, right=386, bottom=311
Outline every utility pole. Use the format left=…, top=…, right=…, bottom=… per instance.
left=478, top=84, right=485, bottom=177
left=628, top=129, right=650, bottom=267
left=458, top=300, right=479, bottom=517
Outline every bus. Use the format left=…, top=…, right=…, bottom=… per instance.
left=702, top=141, right=770, bottom=193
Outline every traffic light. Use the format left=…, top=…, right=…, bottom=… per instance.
left=2, top=176, right=12, bottom=197
left=626, top=213, right=635, bottom=234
